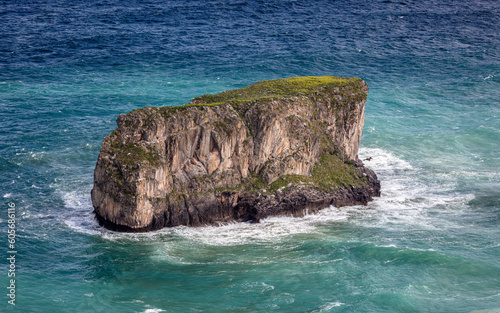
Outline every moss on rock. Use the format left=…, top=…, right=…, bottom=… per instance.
left=191, top=76, right=364, bottom=104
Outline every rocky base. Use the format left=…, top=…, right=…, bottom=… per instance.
left=94, top=161, right=380, bottom=232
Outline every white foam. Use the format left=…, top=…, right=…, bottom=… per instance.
left=66, top=200, right=352, bottom=245
left=3, top=193, right=11, bottom=198
left=168, top=204, right=355, bottom=246
left=172, top=217, right=315, bottom=246
left=64, top=215, right=102, bottom=236
left=242, top=282, right=275, bottom=293
left=29, top=151, right=45, bottom=160
left=58, top=188, right=104, bottom=235
left=317, top=301, right=344, bottom=312
left=437, top=170, right=499, bottom=181
left=357, top=147, right=475, bottom=231
left=141, top=309, right=164, bottom=313
left=359, top=147, right=413, bottom=173
left=61, top=190, right=87, bottom=210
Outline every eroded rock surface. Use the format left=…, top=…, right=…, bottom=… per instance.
left=91, top=76, right=380, bottom=232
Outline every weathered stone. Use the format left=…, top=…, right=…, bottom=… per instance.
left=92, top=76, right=380, bottom=232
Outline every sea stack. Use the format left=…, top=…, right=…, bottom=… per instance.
left=91, top=76, right=381, bottom=232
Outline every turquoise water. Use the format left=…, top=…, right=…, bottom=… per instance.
left=1, top=0, right=499, bottom=312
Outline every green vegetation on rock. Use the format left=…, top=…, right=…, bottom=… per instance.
left=191, top=76, right=365, bottom=105
left=265, top=151, right=367, bottom=193
left=109, top=141, right=161, bottom=167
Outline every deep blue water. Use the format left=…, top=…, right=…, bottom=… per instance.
left=1, top=0, right=499, bottom=312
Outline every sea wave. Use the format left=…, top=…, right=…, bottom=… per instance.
left=358, top=147, right=475, bottom=231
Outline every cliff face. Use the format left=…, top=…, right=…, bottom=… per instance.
left=91, top=76, right=380, bottom=232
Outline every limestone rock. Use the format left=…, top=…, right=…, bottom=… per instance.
left=91, top=76, right=380, bottom=232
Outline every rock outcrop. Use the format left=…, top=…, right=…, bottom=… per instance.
left=91, top=76, right=380, bottom=232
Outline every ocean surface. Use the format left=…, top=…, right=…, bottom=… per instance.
left=1, top=0, right=499, bottom=312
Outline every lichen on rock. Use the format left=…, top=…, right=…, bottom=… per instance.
left=91, top=76, right=380, bottom=232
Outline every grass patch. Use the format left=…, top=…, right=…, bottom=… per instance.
left=191, top=76, right=364, bottom=105
left=109, top=142, right=161, bottom=167
left=120, top=76, right=367, bottom=128
left=266, top=152, right=367, bottom=192
left=150, top=76, right=366, bottom=115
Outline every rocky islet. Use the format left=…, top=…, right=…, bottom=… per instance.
left=91, top=76, right=381, bottom=232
